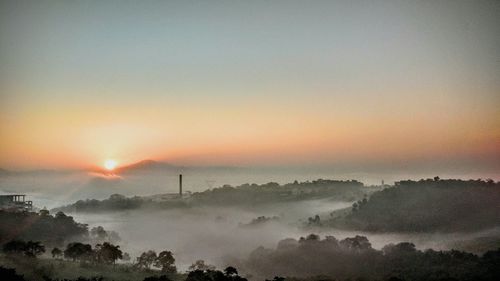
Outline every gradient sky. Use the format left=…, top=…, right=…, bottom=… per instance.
left=0, top=0, right=499, bottom=174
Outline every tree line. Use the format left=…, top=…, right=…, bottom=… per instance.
left=0, top=210, right=88, bottom=247
left=327, top=178, right=500, bottom=232
left=54, top=179, right=367, bottom=213
left=238, top=234, right=500, bottom=281
left=2, top=234, right=500, bottom=281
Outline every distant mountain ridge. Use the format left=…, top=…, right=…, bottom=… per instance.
left=114, top=159, right=244, bottom=174
left=115, top=159, right=181, bottom=174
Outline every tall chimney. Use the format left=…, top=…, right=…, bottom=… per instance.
left=179, top=174, right=183, bottom=197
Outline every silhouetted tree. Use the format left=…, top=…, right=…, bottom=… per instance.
left=481, top=248, right=500, bottom=281
left=137, top=250, right=157, bottom=269
left=0, top=266, right=26, bottom=281
left=95, top=242, right=122, bottom=264
left=154, top=250, right=176, bottom=273
left=2, top=240, right=26, bottom=255
left=64, top=242, right=93, bottom=262
left=265, top=277, right=285, bottom=281
left=339, top=235, right=372, bottom=251
left=0, top=210, right=89, bottom=247
left=189, top=260, right=216, bottom=271
left=185, top=267, right=247, bottom=281
left=51, top=247, right=63, bottom=259
left=307, top=215, right=322, bottom=226
left=90, top=226, right=108, bottom=240
left=383, top=242, right=417, bottom=256
left=24, top=240, right=45, bottom=257
left=352, top=202, right=359, bottom=212
left=224, top=266, right=238, bottom=276
left=55, top=211, right=68, bottom=219
left=143, top=276, right=172, bottom=281
left=2, top=240, right=45, bottom=257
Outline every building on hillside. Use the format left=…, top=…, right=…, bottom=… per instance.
left=0, top=194, right=33, bottom=211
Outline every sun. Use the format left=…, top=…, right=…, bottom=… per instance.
left=104, top=159, right=117, bottom=171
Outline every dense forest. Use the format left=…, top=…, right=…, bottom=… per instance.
left=190, top=180, right=365, bottom=205
left=235, top=234, right=500, bottom=281
left=0, top=210, right=119, bottom=247
left=327, top=178, right=500, bottom=232
left=53, top=194, right=189, bottom=213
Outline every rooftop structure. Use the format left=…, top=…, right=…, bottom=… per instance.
left=0, top=194, right=33, bottom=211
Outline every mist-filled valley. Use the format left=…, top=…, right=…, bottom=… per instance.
left=68, top=202, right=500, bottom=272
left=1, top=167, right=499, bottom=281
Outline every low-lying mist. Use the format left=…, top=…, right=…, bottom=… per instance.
left=69, top=200, right=500, bottom=272
left=70, top=199, right=351, bottom=270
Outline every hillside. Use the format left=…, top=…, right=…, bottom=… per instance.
left=53, top=179, right=368, bottom=213
left=0, top=211, right=88, bottom=247
left=235, top=234, right=500, bottom=281
left=328, top=178, right=500, bottom=232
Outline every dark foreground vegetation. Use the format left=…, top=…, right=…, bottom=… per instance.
left=0, top=243, right=246, bottom=281
left=0, top=210, right=88, bottom=247
left=53, top=180, right=367, bottom=213
left=1, top=234, right=499, bottom=281
left=327, top=178, right=500, bottom=232
left=0, top=210, right=119, bottom=247
left=0, top=238, right=179, bottom=281
left=235, top=234, right=500, bottom=281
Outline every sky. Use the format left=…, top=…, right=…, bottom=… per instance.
left=0, top=0, right=499, bottom=175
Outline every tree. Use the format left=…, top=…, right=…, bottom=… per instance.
left=224, top=266, right=238, bottom=276
left=64, top=242, right=93, bottom=262
left=154, top=250, right=176, bottom=273
left=2, top=240, right=26, bottom=255
left=51, top=247, right=63, bottom=259
left=299, top=233, right=320, bottom=242
left=265, top=277, right=285, bottom=281
left=24, top=241, right=45, bottom=257
left=0, top=266, right=26, bottom=281
left=307, top=215, right=321, bottom=226
left=90, top=226, right=108, bottom=241
left=144, top=276, right=172, bottom=281
left=339, top=235, right=372, bottom=251
left=136, top=250, right=157, bottom=269
left=185, top=270, right=212, bottom=281
left=185, top=267, right=247, bottom=281
left=95, top=242, right=123, bottom=264
left=189, top=260, right=216, bottom=271
left=122, top=252, right=131, bottom=262
left=55, top=211, right=68, bottom=219
left=39, top=209, right=49, bottom=216
left=382, top=242, right=417, bottom=256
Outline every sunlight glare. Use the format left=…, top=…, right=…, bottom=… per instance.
left=104, top=159, right=117, bottom=171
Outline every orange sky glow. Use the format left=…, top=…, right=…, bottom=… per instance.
left=0, top=1, right=498, bottom=174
